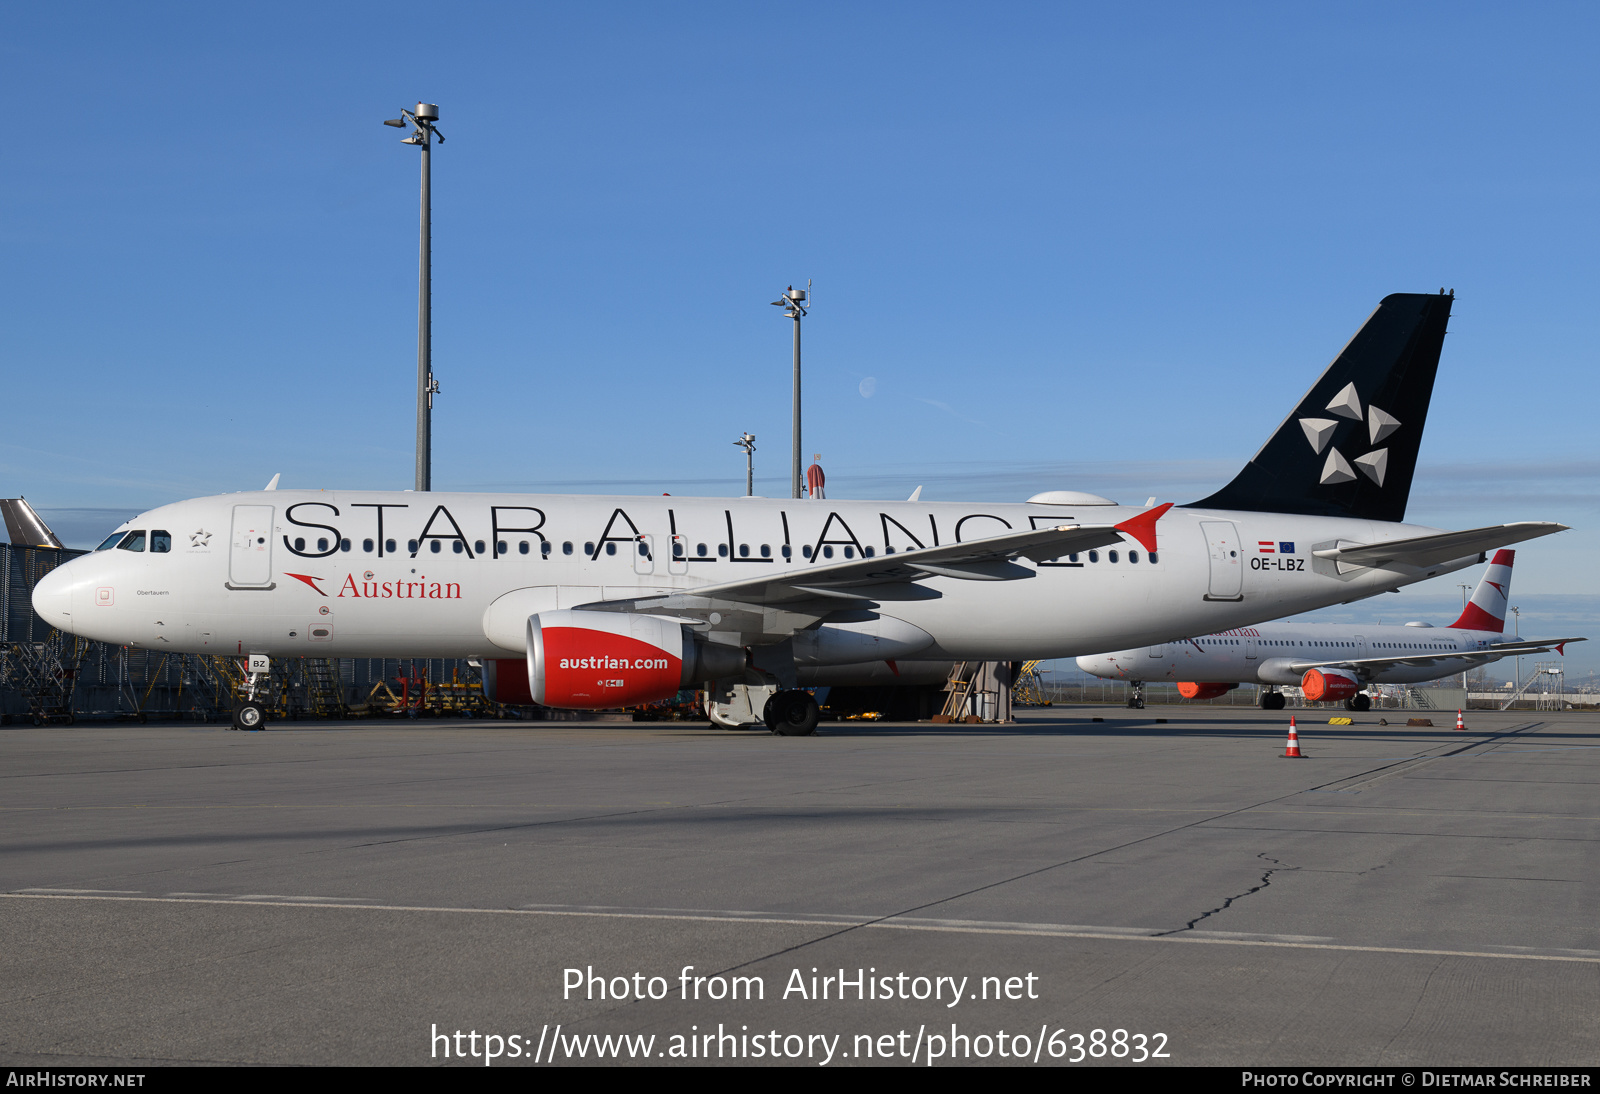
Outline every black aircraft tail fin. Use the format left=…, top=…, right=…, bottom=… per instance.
left=1186, top=291, right=1453, bottom=523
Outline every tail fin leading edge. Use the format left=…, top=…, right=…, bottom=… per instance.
left=1187, top=292, right=1454, bottom=523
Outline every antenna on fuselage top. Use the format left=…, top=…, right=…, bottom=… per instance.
left=264, top=474, right=280, bottom=491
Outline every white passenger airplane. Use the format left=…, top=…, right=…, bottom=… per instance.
left=1076, top=549, right=1583, bottom=710
left=30, top=292, right=1567, bottom=733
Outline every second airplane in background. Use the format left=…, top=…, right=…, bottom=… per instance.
left=1076, top=549, right=1584, bottom=710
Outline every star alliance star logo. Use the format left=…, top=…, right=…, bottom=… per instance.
left=190, top=530, right=212, bottom=547
left=1298, top=382, right=1398, bottom=487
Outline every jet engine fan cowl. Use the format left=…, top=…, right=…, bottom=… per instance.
left=1177, top=681, right=1236, bottom=700
left=1302, top=668, right=1361, bottom=702
left=527, top=609, right=743, bottom=709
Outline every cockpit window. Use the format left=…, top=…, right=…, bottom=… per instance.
left=96, top=532, right=127, bottom=551
left=116, top=531, right=147, bottom=553
left=150, top=530, right=172, bottom=553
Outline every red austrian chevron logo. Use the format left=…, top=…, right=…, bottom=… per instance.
left=284, top=573, right=329, bottom=596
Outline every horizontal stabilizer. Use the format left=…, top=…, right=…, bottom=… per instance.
left=1312, top=522, right=1566, bottom=570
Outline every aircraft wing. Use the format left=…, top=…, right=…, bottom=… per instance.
left=649, top=522, right=1126, bottom=607
left=586, top=505, right=1174, bottom=614
left=1485, top=637, right=1586, bottom=656
left=1311, top=522, right=1566, bottom=570
left=1280, top=636, right=1585, bottom=680
left=1286, top=651, right=1503, bottom=678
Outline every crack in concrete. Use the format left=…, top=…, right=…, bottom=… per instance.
left=1158, top=853, right=1299, bottom=936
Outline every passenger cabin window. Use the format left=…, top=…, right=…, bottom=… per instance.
left=363, top=539, right=375, bottom=553
left=431, top=541, right=442, bottom=553
left=717, top=544, right=729, bottom=557
left=761, top=544, right=772, bottom=558
left=605, top=542, right=617, bottom=556
left=451, top=541, right=463, bottom=554
left=563, top=542, right=574, bottom=555
left=407, top=540, right=419, bottom=553
left=340, top=538, right=351, bottom=552
left=293, top=537, right=305, bottom=551
left=117, top=531, right=147, bottom=552
left=540, top=542, right=551, bottom=557
left=1128, top=551, right=1139, bottom=563
left=150, top=530, right=172, bottom=553
left=317, top=537, right=330, bottom=552
left=696, top=543, right=708, bottom=557
left=1088, top=550, right=1099, bottom=563
left=739, top=544, right=749, bottom=558
left=1149, top=552, right=1159, bottom=563
left=385, top=538, right=397, bottom=554
left=823, top=546, right=834, bottom=558
left=782, top=545, right=792, bottom=558
left=584, top=542, right=595, bottom=557
left=475, top=540, right=486, bottom=555
left=1108, top=550, right=1119, bottom=563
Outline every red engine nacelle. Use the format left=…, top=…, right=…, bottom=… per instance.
left=1178, top=681, right=1236, bottom=700
left=527, top=610, right=745, bottom=710
left=1301, top=668, right=1360, bottom=702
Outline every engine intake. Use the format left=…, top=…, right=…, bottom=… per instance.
left=1301, top=668, right=1360, bottom=702
left=527, top=610, right=744, bottom=709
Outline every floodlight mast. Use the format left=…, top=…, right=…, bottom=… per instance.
left=734, top=433, right=756, bottom=496
left=769, top=283, right=810, bottom=498
left=385, top=103, right=445, bottom=491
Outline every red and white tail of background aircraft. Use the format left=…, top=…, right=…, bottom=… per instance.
left=31, top=292, right=1569, bottom=733
left=1075, top=548, right=1584, bottom=710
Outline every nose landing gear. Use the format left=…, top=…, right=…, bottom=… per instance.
left=1127, top=681, right=1145, bottom=709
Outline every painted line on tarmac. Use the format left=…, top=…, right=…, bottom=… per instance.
left=5, top=891, right=1600, bottom=966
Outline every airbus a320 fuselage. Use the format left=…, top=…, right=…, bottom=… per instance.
left=28, top=292, right=1568, bottom=732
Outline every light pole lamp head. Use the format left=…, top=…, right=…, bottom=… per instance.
left=383, top=118, right=406, bottom=128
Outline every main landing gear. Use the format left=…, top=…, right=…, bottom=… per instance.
left=1344, top=694, right=1372, bottom=712
left=763, top=690, right=821, bottom=736
left=1260, top=690, right=1287, bottom=711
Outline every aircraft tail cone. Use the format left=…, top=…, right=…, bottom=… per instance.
left=1283, top=718, right=1303, bottom=758
left=1455, top=709, right=1466, bottom=732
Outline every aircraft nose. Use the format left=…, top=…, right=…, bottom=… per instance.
left=31, top=563, right=75, bottom=631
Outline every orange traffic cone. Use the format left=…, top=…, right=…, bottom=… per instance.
left=1455, top=709, right=1466, bottom=732
left=1283, top=717, right=1302, bottom=758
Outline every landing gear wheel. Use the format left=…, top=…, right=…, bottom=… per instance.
left=1345, top=694, right=1371, bottom=713
left=763, top=690, right=820, bottom=737
left=233, top=702, right=266, bottom=731
left=1261, top=691, right=1286, bottom=711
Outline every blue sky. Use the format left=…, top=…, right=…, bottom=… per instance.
left=4, top=3, right=1596, bottom=674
